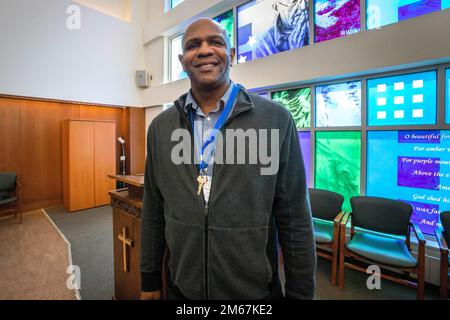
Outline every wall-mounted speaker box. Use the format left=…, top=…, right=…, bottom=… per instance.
left=136, top=70, right=149, bottom=88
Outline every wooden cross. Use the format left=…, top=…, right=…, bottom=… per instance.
left=118, top=227, right=134, bottom=272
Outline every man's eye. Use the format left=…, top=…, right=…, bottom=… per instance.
left=211, top=40, right=224, bottom=46
left=186, top=43, right=198, bottom=50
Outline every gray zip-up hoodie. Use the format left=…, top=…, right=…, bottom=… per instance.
left=140, top=86, right=316, bottom=300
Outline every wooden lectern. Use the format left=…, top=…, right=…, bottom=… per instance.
left=109, top=174, right=144, bottom=300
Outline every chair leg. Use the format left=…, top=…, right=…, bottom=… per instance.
left=18, top=211, right=22, bottom=224
left=417, top=276, right=425, bottom=300
left=331, top=241, right=338, bottom=286
left=440, top=256, right=448, bottom=300
left=417, top=263, right=425, bottom=300
left=338, top=231, right=346, bottom=289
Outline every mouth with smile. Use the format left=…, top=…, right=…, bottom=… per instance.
left=194, top=59, right=220, bottom=72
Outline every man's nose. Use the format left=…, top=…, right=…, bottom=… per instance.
left=196, top=41, right=214, bottom=58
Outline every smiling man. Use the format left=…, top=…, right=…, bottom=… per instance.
left=140, top=18, right=316, bottom=300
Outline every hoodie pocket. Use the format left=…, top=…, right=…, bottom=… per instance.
left=208, top=225, right=272, bottom=300
left=165, top=216, right=204, bottom=299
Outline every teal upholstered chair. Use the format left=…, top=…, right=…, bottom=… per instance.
left=309, top=188, right=344, bottom=286
left=0, top=172, right=22, bottom=223
left=436, top=211, right=450, bottom=299
left=339, top=196, right=426, bottom=300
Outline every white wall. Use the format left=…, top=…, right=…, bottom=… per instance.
left=145, top=36, right=166, bottom=88
left=0, top=0, right=146, bottom=107
left=74, top=0, right=132, bottom=21
left=144, top=0, right=241, bottom=44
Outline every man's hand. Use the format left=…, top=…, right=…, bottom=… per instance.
left=140, top=290, right=161, bottom=300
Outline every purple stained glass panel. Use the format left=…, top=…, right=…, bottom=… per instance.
left=298, top=131, right=312, bottom=187
left=401, top=200, right=440, bottom=235
left=397, top=156, right=440, bottom=190
left=399, top=0, right=441, bottom=21
left=314, top=0, right=361, bottom=43
left=398, top=130, right=441, bottom=144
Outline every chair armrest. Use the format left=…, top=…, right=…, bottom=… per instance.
left=340, top=212, right=351, bottom=229
left=410, top=223, right=426, bottom=245
left=435, top=228, right=449, bottom=254
left=333, top=211, right=345, bottom=225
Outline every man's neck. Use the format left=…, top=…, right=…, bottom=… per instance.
left=191, top=80, right=231, bottom=115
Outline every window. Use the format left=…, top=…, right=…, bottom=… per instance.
left=367, top=70, right=437, bottom=126
left=315, top=131, right=361, bottom=212
left=366, top=0, right=450, bottom=30
left=315, top=81, right=362, bottom=127
left=314, top=0, right=361, bottom=43
left=298, top=131, right=312, bottom=187
left=446, top=69, right=450, bottom=124
left=237, top=0, right=309, bottom=63
left=171, top=0, right=184, bottom=10
left=170, top=34, right=187, bottom=82
left=271, top=88, right=311, bottom=129
left=257, top=92, right=269, bottom=98
left=366, top=130, right=450, bottom=234
left=214, top=10, right=234, bottom=49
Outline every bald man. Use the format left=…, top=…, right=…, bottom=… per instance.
left=140, top=18, right=316, bottom=300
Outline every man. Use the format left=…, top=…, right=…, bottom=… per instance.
left=140, top=18, right=316, bottom=300
left=254, top=0, right=309, bottom=59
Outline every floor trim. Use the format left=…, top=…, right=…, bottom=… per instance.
left=41, top=208, right=82, bottom=300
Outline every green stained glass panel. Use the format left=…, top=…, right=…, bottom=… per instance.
left=315, top=131, right=361, bottom=212
left=214, top=10, right=234, bottom=48
left=271, top=88, right=311, bottom=129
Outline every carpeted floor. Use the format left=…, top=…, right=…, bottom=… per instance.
left=44, top=205, right=114, bottom=300
left=40, top=205, right=441, bottom=300
left=0, top=211, right=77, bottom=300
left=313, top=256, right=441, bottom=300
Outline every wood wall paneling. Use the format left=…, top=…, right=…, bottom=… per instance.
left=62, top=120, right=69, bottom=210
left=129, top=108, right=145, bottom=175
left=123, top=108, right=145, bottom=175
left=0, top=98, right=20, bottom=173
left=0, top=96, right=136, bottom=212
left=19, top=100, right=79, bottom=205
left=122, top=108, right=130, bottom=175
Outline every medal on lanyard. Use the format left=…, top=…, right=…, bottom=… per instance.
left=190, top=84, right=241, bottom=196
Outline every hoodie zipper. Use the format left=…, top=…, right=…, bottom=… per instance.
left=203, top=201, right=209, bottom=299
left=174, top=96, right=253, bottom=300
left=183, top=105, right=212, bottom=300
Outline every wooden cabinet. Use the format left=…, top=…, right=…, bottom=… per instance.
left=62, top=120, right=116, bottom=212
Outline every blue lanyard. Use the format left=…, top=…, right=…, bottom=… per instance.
left=189, top=83, right=241, bottom=174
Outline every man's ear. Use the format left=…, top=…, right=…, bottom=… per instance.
left=178, top=54, right=186, bottom=71
left=229, top=48, right=236, bottom=67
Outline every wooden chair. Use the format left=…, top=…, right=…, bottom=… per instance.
left=0, top=172, right=22, bottom=223
left=435, top=211, right=450, bottom=300
left=339, top=196, right=426, bottom=300
left=309, top=188, right=344, bottom=286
